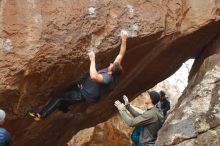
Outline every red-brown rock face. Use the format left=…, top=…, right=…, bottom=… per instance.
left=69, top=115, right=133, bottom=146
left=0, top=0, right=219, bottom=146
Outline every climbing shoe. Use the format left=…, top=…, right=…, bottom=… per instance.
left=28, top=112, right=41, bottom=121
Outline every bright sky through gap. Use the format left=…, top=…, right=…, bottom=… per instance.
left=166, top=59, right=194, bottom=92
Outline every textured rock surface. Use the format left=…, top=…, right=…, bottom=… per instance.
left=156, top=36, right=220, bottom=146
left=0, top=0, right=219, bottom=146
left=69, top=115, right=133, bottom=146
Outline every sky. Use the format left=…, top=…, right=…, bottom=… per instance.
left=166, top=59, right=195, bottom=92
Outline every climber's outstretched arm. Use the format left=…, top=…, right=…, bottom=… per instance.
left=113, top=31, right=127, bottom=64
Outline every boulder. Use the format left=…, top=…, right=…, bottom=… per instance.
left=0, top=0, right=219, bottom=145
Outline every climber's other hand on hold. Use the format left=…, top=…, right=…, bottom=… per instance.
left=88, top=51, right=95, bottom=62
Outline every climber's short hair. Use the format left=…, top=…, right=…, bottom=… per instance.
left=112, top=62, right=123, bottom=76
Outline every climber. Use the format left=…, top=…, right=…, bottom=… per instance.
left=29, top=30, right=127, bottom=121
left=0, top=109, right=11, bottom=146
left=114, top=92, right=164, bottom=146
left=156, top=90, right=170, bottom=118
